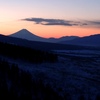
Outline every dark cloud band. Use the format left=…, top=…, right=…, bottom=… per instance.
left=21, top=17, right=100, bottom=28
left=22, top=18, right=73, bottom=26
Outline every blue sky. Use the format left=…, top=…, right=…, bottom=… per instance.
left=1, top=0, right=100, bottom=19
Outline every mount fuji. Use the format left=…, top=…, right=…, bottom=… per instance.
left=9, top=29, right=78, bottom=43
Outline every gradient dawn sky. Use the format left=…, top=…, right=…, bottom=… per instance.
left=0, top=0, right=100, bottom=38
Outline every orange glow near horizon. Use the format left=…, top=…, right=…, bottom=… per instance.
left=0, top=20, right=100, bottom=38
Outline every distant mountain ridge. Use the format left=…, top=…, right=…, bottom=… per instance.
left=48, top=36, right=79, bottom=42
left=9, top=29, right=79, bottom=43
left=61, top=34, right=100, bottom=46
left=9, top=29, right=100, bottom=46
left=1, top=34, right=97, bottom=51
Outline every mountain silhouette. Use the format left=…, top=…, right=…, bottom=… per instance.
left=61, top=34, right=100, bottom=46
left=0, top=34, right=95, bottom=51
left=9, top=29, right=78, bottom=42
left=9, top=29, right=47, bottom=42
left=9, top=29, right=100, bottom=46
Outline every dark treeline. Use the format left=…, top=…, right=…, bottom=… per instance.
left=0, top=59, right=63, bottom=100
left=0, top=42, right=58, bottom=63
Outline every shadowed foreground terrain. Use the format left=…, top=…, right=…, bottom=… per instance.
left=0, top=41, right=100, bottom=100
left=0, top=59, right=63, bottom=100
